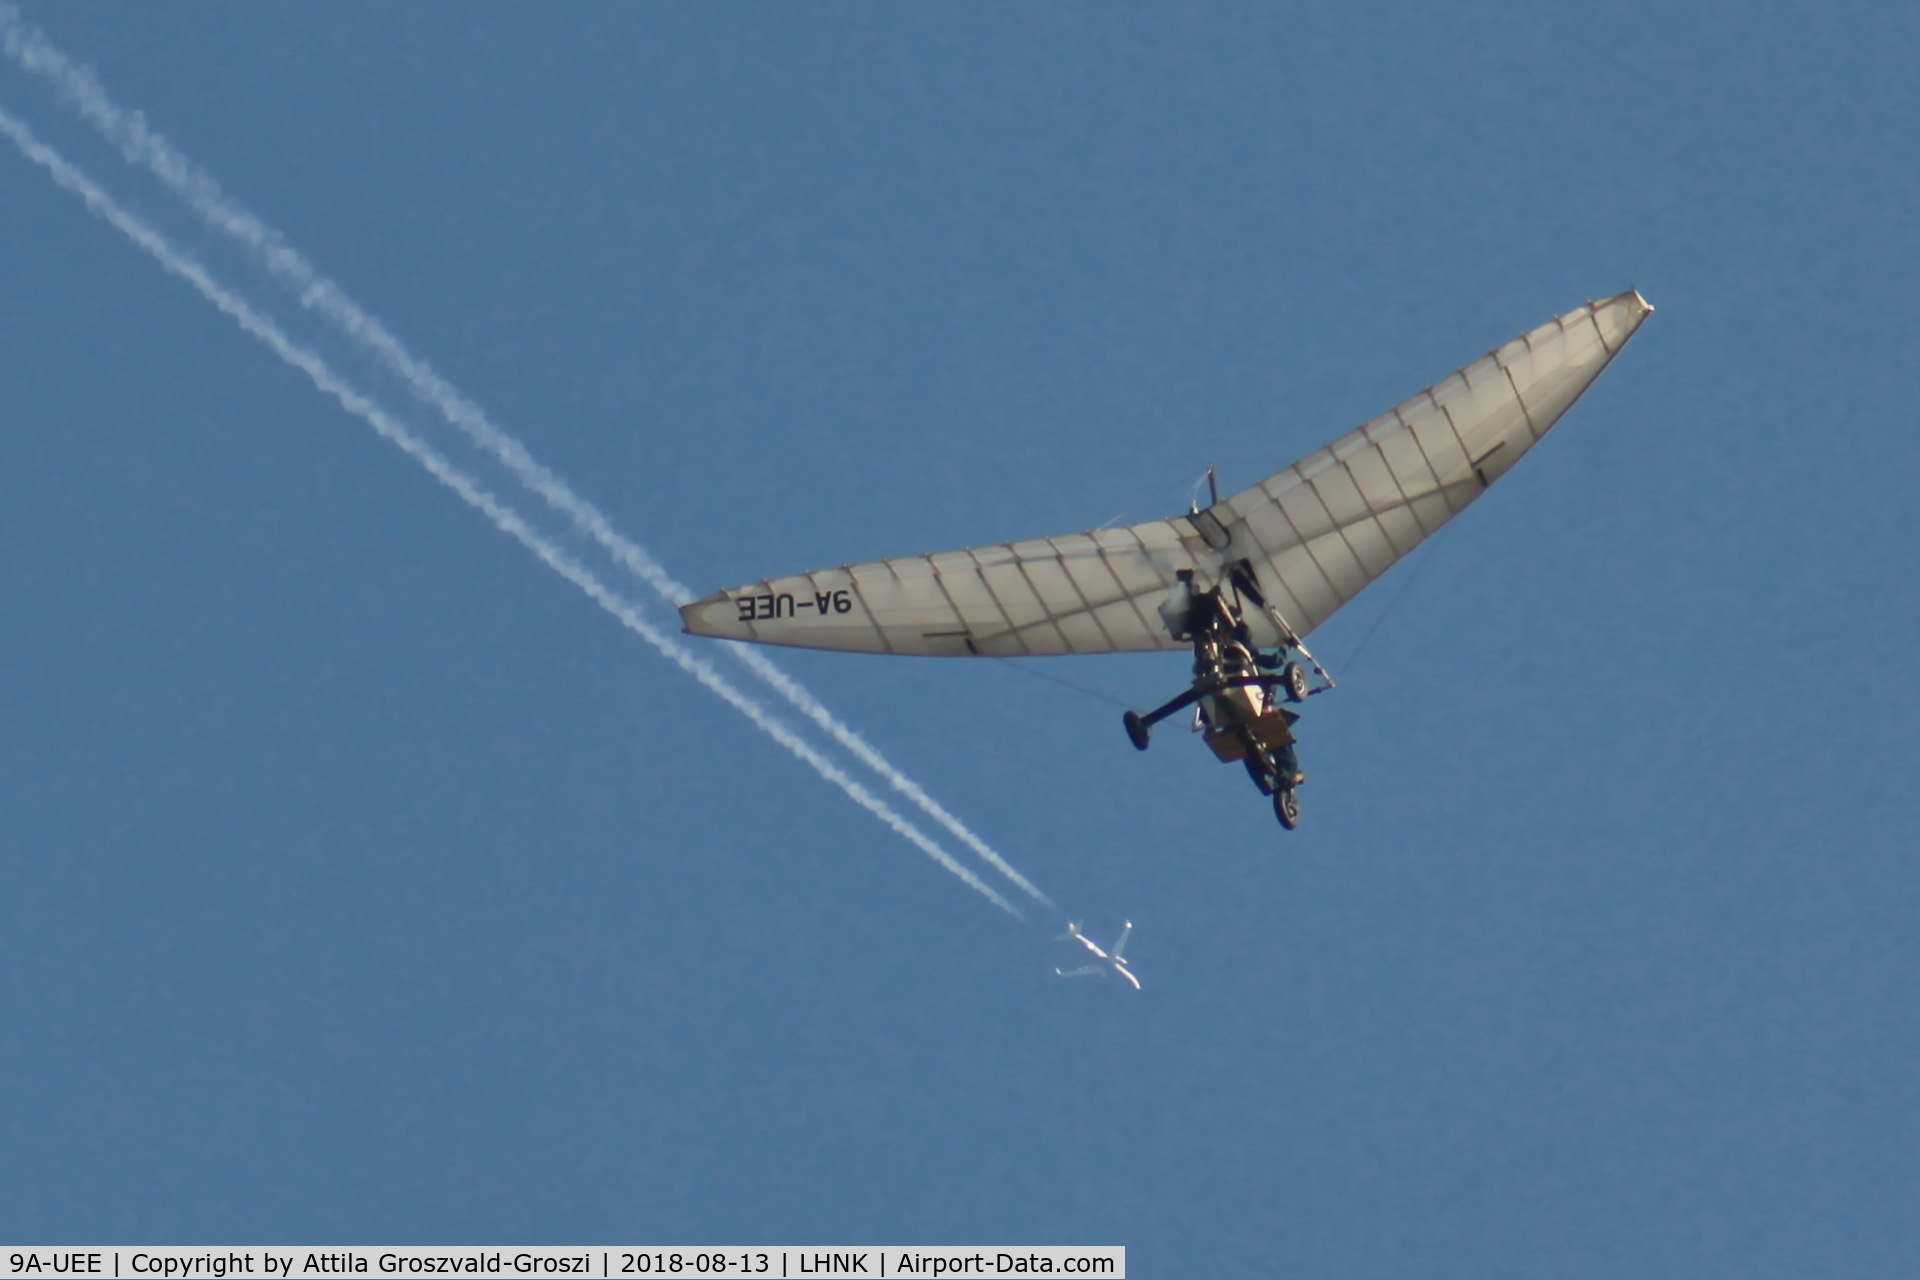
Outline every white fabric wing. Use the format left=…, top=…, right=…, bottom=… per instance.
left=680, top=290, right=1652, bottom=656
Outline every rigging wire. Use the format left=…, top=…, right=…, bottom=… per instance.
left=1339, top=526, right=1450, bottom=676
left=991, top=658, right=1134, bottom=709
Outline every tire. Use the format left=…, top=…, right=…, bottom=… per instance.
left=1123, top=710, right=1151, bottom=752
left=1274, top=786, right=1300, bottom=829
left=1282, top=662, right=1309, bottom=703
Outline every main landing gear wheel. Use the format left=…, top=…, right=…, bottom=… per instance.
left=1274, top=786, right=1301, bottom=829
left=1123, top=710, right=1151, bottom=752
left=1282, top=662, right=1309, bottom=703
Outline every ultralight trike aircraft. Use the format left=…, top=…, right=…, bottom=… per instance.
left=681, top=291, right=1653, bottom=830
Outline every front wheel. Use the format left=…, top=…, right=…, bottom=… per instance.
left=1282, top=662, right=1309, bottom=703
left=1274, top=786, right=1300, bottom=829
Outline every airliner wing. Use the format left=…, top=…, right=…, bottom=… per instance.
left=1107, top=922, right=1133, bottom=961
left=680, top=291, right=1652, bottom=656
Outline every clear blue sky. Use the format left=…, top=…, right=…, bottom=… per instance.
left=3, top=3, right=1914, bottom=1274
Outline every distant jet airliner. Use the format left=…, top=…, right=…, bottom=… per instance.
left=1056, top=921, right=1141, bottom=991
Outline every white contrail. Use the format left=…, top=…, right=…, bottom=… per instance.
left=726, top=647, right=1055, bottom=908
left=0, top=4, right=1057, bottom=913
left=0, top=103, right=1025, bottom=922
